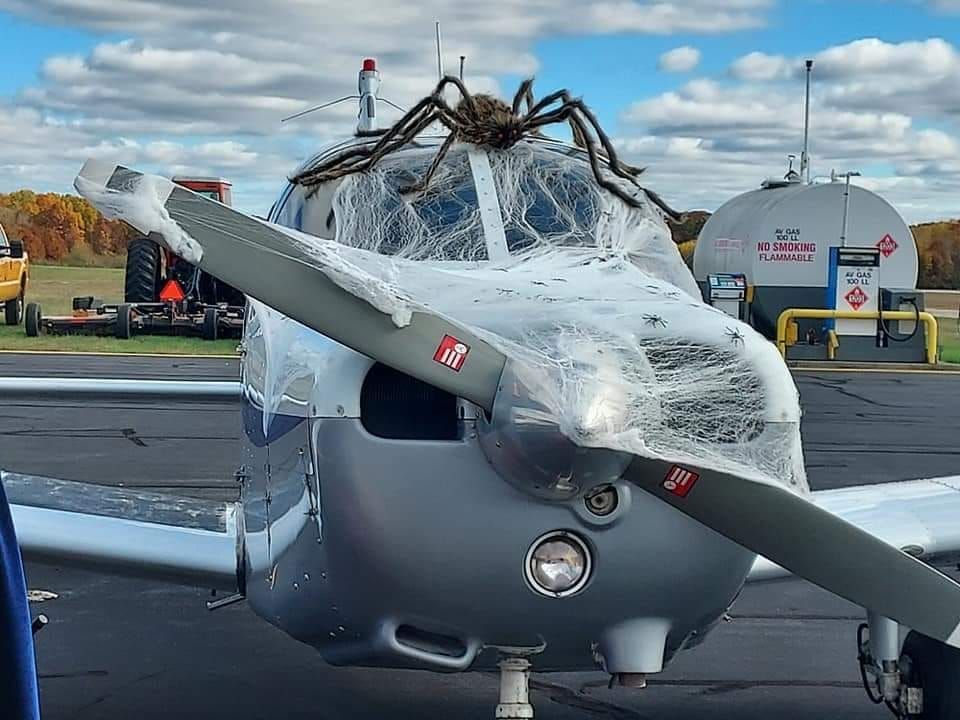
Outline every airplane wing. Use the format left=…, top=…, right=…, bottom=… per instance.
left=73, top=159, right=960, bottom=650
left=4, top=470, right=240, bottom=590
left=749, top=476, right=960, bottom=581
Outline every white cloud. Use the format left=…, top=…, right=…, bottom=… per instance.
left=584, top=1, right=769, bottom=34
left=927, top=0, right=960, bottom=12
left=727, top=38, right=960, bottom=120
left=658, top=46, right=702, bottom=73
left=0, top=0, right=774, bottom=212
left=3, top=4, right=960, bottom=223
left=620, top=39, right=960, bottom=222
left=729, top=51, right=794, bottom=81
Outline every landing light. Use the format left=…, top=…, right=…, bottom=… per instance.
left=525, top=531, right=591, bottom=598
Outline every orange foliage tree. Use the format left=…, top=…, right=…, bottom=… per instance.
left=912, top=222, right=960, bottom=289
left=0, top=190, right=132, bottom=262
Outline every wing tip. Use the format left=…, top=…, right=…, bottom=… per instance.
left=949, top=623, right=960, bottom=649
left=76, top=158, right=121, bottom=189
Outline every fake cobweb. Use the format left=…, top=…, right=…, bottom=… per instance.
left=78, top=140, right=807, bottom=492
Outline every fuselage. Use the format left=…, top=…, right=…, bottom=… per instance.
left=234, top=137, right=780, bottom=674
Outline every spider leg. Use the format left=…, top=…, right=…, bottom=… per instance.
left=523, top=105, right=593, bottom=151
left=565, top=110, right=681, bottom=218
left=529, top=97, right=644, bottom=178
left=525, top=89, right=573, bottom=117
left=398, top=131, right=459, bottom=195
left=529, top=106, right=643, bottom=208
left=636, top=185, right=685, bottom=222
left=292, top=97, right=438, bottom=185
left=511, top=78, right=535, bottom=115
left=335, top=96, right=438, bottom=158
left=562, top=109, right=645, bottom=209
left=294, top=94, right=461, bottom=190
left=564, top=99, right=646, bottom=180
left=526, top=102, right=681, bottom=218
left=433, top=75, right=476, bottom=114
left=336, top=106, right=449, bottom=183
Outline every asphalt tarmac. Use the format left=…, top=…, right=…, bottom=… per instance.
left=3, top=353, right=959, bottom=719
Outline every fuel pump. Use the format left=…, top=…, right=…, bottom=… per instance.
left=706, top=273, right=749, bottom=321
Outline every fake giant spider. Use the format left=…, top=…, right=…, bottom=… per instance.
left=291, top=76, right=681, bottom=220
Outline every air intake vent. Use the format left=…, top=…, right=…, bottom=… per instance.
left=360, top=363, right=458, bottom=440
left=395, top=625, right=467, bottom=659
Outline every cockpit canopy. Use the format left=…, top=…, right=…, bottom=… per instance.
left=270, top=138, right=670, bottom=265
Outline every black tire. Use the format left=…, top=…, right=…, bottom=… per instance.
left=24, top=303, right=41, bottom=337
left=202, top=307, right=219, bottom=341
left=124, top=236, right=162, bottom=303
left=4, top=292, right=23, bottom=325
left=115, top=303, right=134, bottom=339
left=900, top=631, right=960, bottom=719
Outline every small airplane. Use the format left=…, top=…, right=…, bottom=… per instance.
left=3, top=58, right=960, bottom=719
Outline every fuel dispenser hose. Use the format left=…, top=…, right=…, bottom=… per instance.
left=877, top=296, right=920, bottom=344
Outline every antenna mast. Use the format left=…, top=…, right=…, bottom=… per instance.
left=435, top=22, right=445, bottom=80
left=800, top=59, right=813, bottom=184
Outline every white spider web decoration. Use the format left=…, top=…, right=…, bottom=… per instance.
left=77, top=138, right=807, bottom=491
left=273, top=140, right=807, bottom=491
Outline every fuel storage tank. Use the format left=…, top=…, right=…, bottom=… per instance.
left=692, top=177, right=918, bottom=337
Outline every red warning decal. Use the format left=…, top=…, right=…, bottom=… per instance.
left=845, top=285, right=869, bottom=311
left=663, top=465, right=700, bottom=498
left=876, top=233, right=899, bottom=258
left=433, top=334, right=470, bottom=372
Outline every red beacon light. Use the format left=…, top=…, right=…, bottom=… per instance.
left=357, top=58, right=381, bottom=133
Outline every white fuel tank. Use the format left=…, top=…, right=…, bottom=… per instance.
left=693, top=180, right=918, bottom=290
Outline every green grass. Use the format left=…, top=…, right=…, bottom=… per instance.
left=2, top=264, right=237, bottom=355
left=27, top=265, right=125, bottom=314
left=59, top=247, right=127, bottom=268
left=940, top=320, right=960, bottom=364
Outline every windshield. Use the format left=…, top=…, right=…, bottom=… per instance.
left=327, top=142, right=604, bottom=262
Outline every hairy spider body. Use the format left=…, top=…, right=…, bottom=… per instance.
left=292, top=76, right=681, bottom=221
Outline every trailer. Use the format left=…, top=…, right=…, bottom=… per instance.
left=24, top=297, right=244, bottom=341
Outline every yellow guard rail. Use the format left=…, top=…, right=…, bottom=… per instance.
left=776, top=309, right=939, bottom=365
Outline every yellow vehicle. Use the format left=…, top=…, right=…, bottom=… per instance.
left=0, top=223, right=28, bottom=325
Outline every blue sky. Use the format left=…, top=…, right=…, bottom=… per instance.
left=2, top=0, right=960, bottom=220
left=5, top=1, right=957, bottom=122
left=533, top=1, right=960, bottom=128
left=0, top=15, right=99, bottom=94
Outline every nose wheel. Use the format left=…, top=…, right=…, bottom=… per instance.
left=858, top=620, right=960, bottom=719
left=496, top=657, right=534, bottom=719
left=896, top=631, right=960, bottom=719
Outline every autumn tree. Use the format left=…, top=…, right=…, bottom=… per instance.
left=0, top=190, right=131, bottom=262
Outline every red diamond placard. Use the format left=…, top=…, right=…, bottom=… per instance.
left=845, top=285, right=869, bottom=311
left=876, top=233, right=898, bottom=258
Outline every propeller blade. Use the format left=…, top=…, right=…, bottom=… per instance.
left=625, top=456, right=960, bottom=649
left=77, top=161, right=960, bottom=645
left=75, top=160, right=506, bottom=412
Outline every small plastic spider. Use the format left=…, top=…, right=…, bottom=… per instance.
left=724, top=327, right=745, bottom=346
left=291, top=76, right=680, bottom=219
left=642, top=313, right=668, bottom=328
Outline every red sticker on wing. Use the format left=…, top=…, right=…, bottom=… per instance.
left=662, top=465, right=700, bottom=498
left=433, top=334, right=470, bottom=372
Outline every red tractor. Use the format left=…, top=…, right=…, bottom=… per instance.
left=124, top=177, right=244, bottom=307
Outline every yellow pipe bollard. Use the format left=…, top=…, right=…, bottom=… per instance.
left=776, top=309, right=939, bottom=365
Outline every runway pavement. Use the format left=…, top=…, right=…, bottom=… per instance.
left=3, top=352, right=959, bottom=719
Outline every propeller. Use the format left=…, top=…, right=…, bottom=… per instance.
left=75, top=160, right=960, bottom=650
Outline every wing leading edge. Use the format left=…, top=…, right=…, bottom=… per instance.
left=749, top=476, right=960, bottom=582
